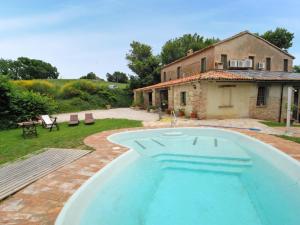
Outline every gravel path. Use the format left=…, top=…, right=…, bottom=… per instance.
left=53, top=108, right=159, bottom=122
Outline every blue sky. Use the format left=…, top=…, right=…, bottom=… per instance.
left=0, top=0, right=299, bottom=79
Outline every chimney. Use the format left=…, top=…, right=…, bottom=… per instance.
left=187, top=49, right=194, bottom=56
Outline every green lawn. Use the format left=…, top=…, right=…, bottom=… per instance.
left=260, top=120, right=300, bottom=127
left=276, top=135, right=300, bottom=144
left=0, top=119, right=142, bottom=165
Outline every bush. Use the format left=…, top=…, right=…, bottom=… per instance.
left=57, top=96, right=106, bottom=113
left=60, top=80, right=98, bottom=98
left=0, top=76, right=58, bottom=129
left=14, top=80, right=56, bottom=96
left=10, top=91, right=58, bottom=122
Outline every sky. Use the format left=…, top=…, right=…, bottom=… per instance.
left=0, top=0, right=300, bottom=79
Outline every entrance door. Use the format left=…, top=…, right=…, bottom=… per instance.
left=148, top=92, right=152, bottom=106
left=160, top=90, right=168, bottom=111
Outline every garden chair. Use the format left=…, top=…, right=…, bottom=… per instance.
left=69, top=114, right=79, bottom=126
left=41, top=115, right=59, bottom=131
left=84, top=113, right=95, bottom=125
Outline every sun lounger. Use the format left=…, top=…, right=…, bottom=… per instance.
left=41, top=115, right=59, bottom=131
left=69, top=114, right=79, bottom=126
left=84, top=113, right=95, bottom=125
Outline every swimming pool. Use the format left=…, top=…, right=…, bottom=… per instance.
left=56, top=128, right=300, bottom=225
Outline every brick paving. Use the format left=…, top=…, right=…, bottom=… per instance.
left=1, top=126, right=300, bottom=225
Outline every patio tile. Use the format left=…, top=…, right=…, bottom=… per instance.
left=1, top=126, right=300, bottom=224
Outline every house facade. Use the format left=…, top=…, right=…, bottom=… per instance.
left=134, top=31, right=300, bottom=122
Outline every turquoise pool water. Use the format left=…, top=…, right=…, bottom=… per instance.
left=56, top=128, right=300, bottom=225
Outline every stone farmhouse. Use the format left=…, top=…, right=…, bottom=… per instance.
left=134, top=31, right=300, bottom=122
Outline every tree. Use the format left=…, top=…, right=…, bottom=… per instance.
left=126, top=41, right=161, bottom=89
left=0, top=57, right=59, bottom=79
left=161, top=34, right=219, bottom=65
left=293, top=65, right=300, bottom=73
left=259, top=28, right=294, bottom=50
left=106, top=71, right=128, bottom=83
left=80, top=72, right=103, bottom=80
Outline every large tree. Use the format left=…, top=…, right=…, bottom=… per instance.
left=106, top=71, right=128, bottom=83
left=293, top=65, right=300, bottom=73
left=126, top=41, right=161, bottom=89
left=0, top=57, right=59, bottom=80
left=80, top=72, right=103, bottom=80
left=259, top=28, right=294, bottom=50
left=161, top=34, right=219, bottom=65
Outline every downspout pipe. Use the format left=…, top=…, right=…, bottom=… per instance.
left=278, top=83, right=284, bottom=122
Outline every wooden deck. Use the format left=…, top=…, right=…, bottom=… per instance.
left=0, top=148, right=90, bottom=200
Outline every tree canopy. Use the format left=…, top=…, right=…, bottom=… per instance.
left=126, top=41, right=161, bottom=89
left=161, top=34, right=219, bottom=65
left=293, top=65, right=300, bottom=73
left=106, top=71, right=128, bottom=83
left=259, top=28, right=294, bottom=50
left=0, top=57, right=59, bottom=80
left=80, top=72, right=103, bottom=80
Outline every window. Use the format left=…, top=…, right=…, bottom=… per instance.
left=180, top=92, right=186, bottom=106
left=201, top=57, right=207, bottom=72
left=163, top=72, right=166, bottom=82
left=249, top=56, right=255, bottom=69
left=177, top=67, right=181, bottom=79
left=284, top=59, right=288, bottom=72
left=256, top=86, right=268, bottom=106
left=266, top=57, right=271, bottom=71
left=221, top=54, right=228, bottom=69
left=219, top=85, right=234, bottom=107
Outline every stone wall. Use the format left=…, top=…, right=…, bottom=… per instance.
left=249, top=97, right=281, bottom=121
left=198, top=82, right=207, bottom=119
left=214, top=34, right=293, bottom=72
left=161, top=47, right=215, bottom=81
left=249, top=85, right=289, bottom=122
left=160, top=32, right=294, bottom=82
left=172, top=82, right=202, bottom=117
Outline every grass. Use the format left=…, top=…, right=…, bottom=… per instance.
left=260, top=120, right=300, bottom=127
left=0, top=119, right=142, bottom=165
left=276, top=135, right=300, bottom=144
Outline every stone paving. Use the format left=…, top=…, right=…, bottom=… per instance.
left=144, top=117, right=288, bottom=135
left=1, top=126, right=300, bottom=225
left=53, top=108, right=159, bottom=123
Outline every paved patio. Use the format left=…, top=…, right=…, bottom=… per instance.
left=54, top=108, right=159, bottom=123
left=1, top=126, right=300, bottom=224
left=145, top=117, right=288, bottom=135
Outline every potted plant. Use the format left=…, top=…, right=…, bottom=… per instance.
left=161, top=99, right=168, bottom=111
left=190, top=111, right=198, bottom=119
left=166, top=108, right=172, bottom=115
left=149, top=106, right=157, bottom=113
left=178, top=108, right=185, bottom=117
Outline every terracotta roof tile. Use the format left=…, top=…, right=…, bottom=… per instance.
left=134, top=70, right=300, bottom=92
left=134, top=70, right=250, bottom=91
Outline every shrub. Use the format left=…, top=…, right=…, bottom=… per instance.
left=13, top=80, right=55, bottom=96
left=0, top=76, right=58, bottom=129
left=60, top=80, right=98, bottom=98
left=10, top=91, right=58, bottom=122
left=57, top=96, right=106, bottom=113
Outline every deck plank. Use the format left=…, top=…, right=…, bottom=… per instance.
left=0, top=148, right=90, bottom=200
